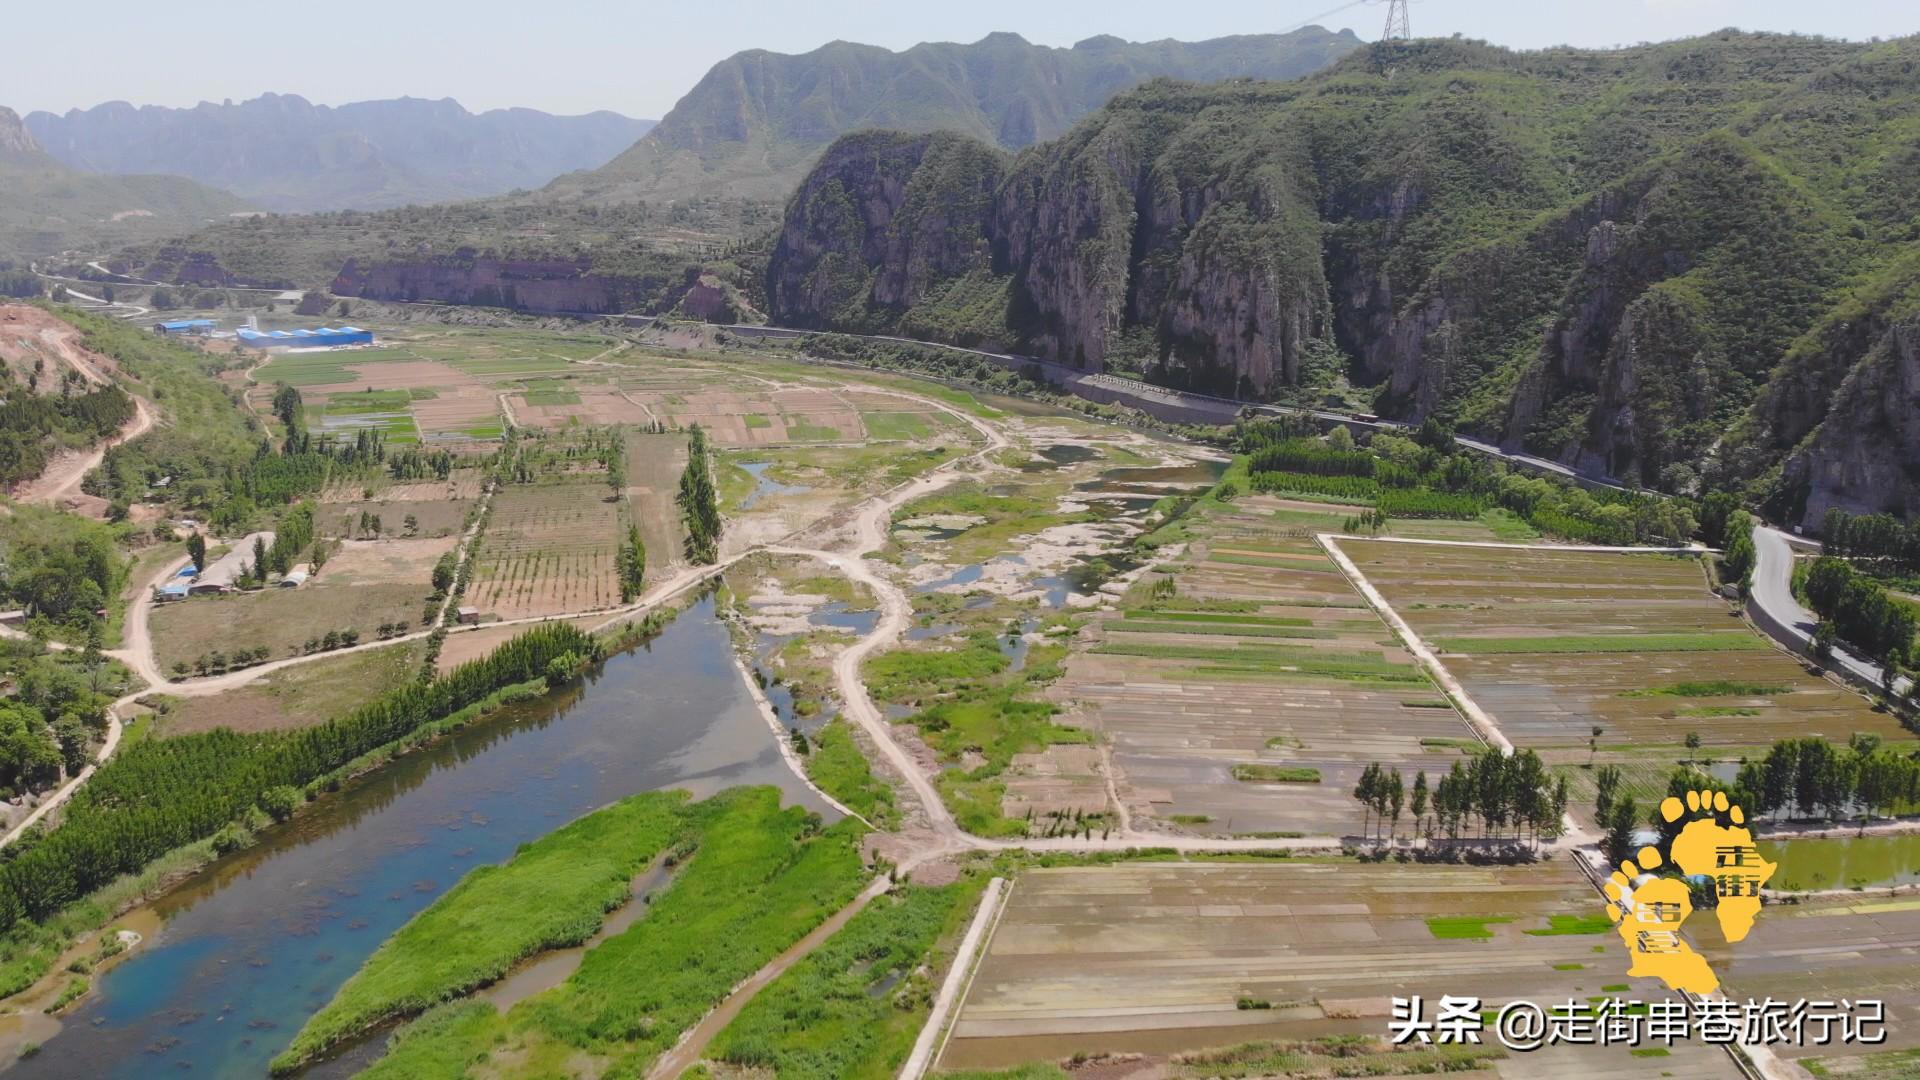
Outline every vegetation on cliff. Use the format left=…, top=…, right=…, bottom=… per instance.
left=769, top=32, right=1920, bottom=522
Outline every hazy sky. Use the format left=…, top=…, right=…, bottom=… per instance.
left=4, top=0, right=1913, bottom=119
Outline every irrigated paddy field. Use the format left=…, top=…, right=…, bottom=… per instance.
left=1054, top=493, right=1483, bottom=837
left=1335, top=540, right=1918, bottom=819
left=938, top=860, right=1743, bottom=1078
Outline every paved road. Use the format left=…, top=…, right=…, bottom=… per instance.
left=1751, top=525, right=1910, bottom=695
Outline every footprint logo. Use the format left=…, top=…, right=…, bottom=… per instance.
left=1601, top=789, right=1775, bottom=994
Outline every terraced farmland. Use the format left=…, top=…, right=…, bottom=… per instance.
left=467, top=479, right=625, bottom=619
left=938, top=861, right=1742, bottom=1078
left=1057, top=493, right=1483, bottom=837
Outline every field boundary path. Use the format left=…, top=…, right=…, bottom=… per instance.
left=900, top=876, right=1008, bottom=1080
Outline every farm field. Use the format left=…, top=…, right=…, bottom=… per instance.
left=467, top=478, right=625, bottom=619
left=318, top=468, right=488, bottom=539
left=1338, top=541, right=1915, bottom=754
left=1053, top=492, right=1480, bottom=837
left=148, top=580, right=428, bottom=673
left=1707, top=892, right=1920, bottom=1071
left=937, top=861, right=1740, bottom=1077
left=148, top=641, right=426, bottom=735
left=624, top=431, right=687, bottom=571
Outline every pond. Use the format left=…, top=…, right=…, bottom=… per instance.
left=1756, top=833, right=1920, bottom=892
left=738, top=461, right=810, bottom=510
left=10, top=596, right=829, bottom=1079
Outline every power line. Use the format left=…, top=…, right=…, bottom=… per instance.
left=1279, top=0, right=1373, bottom=36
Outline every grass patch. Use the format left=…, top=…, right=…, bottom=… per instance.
left=1171, top=1035, right=1502, bottom=1077
left=1551, top=963, right=1585, bottom=971
left=1170, top=814, right=1214, bottom=825
left=1419, top=737, right=1482, bottom=752
left=1208, top=552, right=1338, bottom=571
left=1401, top=699, right=1452, bottom=709
left=1092, top=640, right=1413, bottom=678
left=351, top=787, right=868, bottom=1077
left=1525, top=914, right=1613, bottom=936
left=522, top=389, right=581, bottom=406
left=743, top=414, right=771, bottom=429
left=807, top=720, right=898, bottom=829
left=1601, top=984, right=1630, bottom=992
left=1426, top=916, right=1513, bottom=940
left=783, top=419, right=844, bottom=442
left=1630, top=1047, right=1672, bottom=1058
left=1232, top=765, right=1321, bottom=784
left=861, top=411, right=936, bottom=441
left=1436, top=633, right=1769, bottom=655
left=277, top=792, right=686, bottom=1069
left=709, top=879, right=985, bottom=1080
left=1125, top=610, right=1313, bottom=627
left=1619, top=681, right=1791, bottom=698
left=1675, top=705, right=1762, bottom=718
left=1106, top=620, right=1338, bottom=640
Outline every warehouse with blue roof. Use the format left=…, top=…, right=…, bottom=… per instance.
left=236, top=326, right=374, bottom=349
left=155, top=319, right=215, bottom=335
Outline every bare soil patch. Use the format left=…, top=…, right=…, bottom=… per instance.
left=149, top=582, right=430, bottom=672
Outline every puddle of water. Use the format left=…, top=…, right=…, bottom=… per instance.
left=11, top=597, right=830, bottom=1080
left=739, top=462, right=809, bottom=510
left=1018, top=444, right=1102, bottom=472
left=1757, top=834, right=1920, bottom=892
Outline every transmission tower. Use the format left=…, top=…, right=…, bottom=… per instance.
left=1382, top=0, right=1411, bottom=40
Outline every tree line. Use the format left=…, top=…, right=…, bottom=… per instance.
left=1804, top=556, right=1917, bottom=669
left=679, top=423, right=721, bottom=564
left=1352, top=747, right=1568, bottom=845
left=0, top=623, right=599, bottom=931
left=1821, top=509, right=1920, bottom=573
left=1235, top=420, right=1698, bottom=546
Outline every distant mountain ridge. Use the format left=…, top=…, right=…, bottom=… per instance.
left=26, top=94, right=654, bottom=212
left=544, top=27, right=1362, bottom=203
left=0, top=106, right=251, bottom=257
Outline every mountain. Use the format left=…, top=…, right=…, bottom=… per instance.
left=0, top=106, right=252, bottom=257
left=543, top=28, right=1361, bottom=203
left=766, top=32, right=1920, bottom=528
left=25, top=95, right=654, bottom=213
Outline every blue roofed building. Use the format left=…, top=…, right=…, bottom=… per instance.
left=155, top=319, right=215, bottom=335
left=236, top=326, right=374, bottom=350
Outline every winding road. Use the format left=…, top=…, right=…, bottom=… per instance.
left=1750, top=524, right=1910, bottom=696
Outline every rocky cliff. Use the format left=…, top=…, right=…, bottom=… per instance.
left=769, top=33, right=1920, bottom=518
left=1779, top=316, right=1920, bottom=524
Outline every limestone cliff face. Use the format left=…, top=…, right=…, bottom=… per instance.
left=768, top=34, right=1920, bottom=498
left=767, top=132, right=1005, bottom=334
left=769, top=105, right=1332, bottom=394
left=1780, top=317, right=1920, bottom=526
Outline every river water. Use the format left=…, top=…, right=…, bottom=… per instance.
left=11, top=596, right=829, bottom=1079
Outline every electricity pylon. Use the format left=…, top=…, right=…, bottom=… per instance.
left=1382, top=0, right=1411, bottom=40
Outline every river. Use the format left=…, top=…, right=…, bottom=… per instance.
left=10, top=596, right=830, bottom=1079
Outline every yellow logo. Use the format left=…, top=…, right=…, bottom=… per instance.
left=1602, top=789, right=1776, bottom=994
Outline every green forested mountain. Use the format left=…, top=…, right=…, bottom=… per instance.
left=0, top=106, right=252, bottom=258
left=542, top=28, right=1361, bottom=203
left=765, top=32, right=1920, bottom=526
